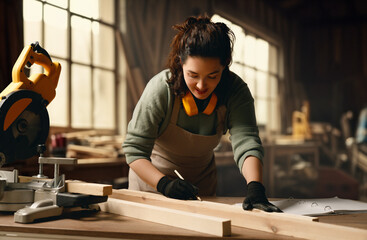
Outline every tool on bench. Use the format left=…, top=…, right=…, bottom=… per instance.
left=0, top=42, right=108, bottom=223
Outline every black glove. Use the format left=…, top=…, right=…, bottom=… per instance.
left=243, top=181, right=282, bottom=212
left=157, top=176, right=199, bottom=200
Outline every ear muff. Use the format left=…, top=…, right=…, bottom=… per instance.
left=182, top=91, right=217, bottom=116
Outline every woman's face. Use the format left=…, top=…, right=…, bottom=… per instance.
left=182, top=56, right=224, bottom=100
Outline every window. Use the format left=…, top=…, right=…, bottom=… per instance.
left=23, top=0, right=117, bottom=130
left=212, top=14, right=281, bottom=134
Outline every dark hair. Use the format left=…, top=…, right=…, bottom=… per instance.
left=167, top=15, right=235, bottom=96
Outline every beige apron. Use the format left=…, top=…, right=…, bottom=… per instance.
left=128, top=95, right=226, bottom=196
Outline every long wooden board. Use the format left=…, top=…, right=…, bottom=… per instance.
left=99, top=198, right=231, bottom=237
left=109, top=189, right=367, bottom=240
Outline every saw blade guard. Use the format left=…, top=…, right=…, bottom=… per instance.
left=0, top=90, right=50, bottom=164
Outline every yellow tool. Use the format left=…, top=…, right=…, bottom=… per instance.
left=0, top=42, right=60, bottom=164
left=1, top=42, right=61, bottom=104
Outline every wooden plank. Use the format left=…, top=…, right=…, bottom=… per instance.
left=65, top=180, right=112, bottom=196
left=18, top=176, right=53, bottom=183
left=67, top=144, right=118, bottom=158
left=99, top=198, right=231, bottom=237
left=110, top=189, right=367, bottom=240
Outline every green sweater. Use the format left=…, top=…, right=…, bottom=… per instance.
left=122, top=69, right=264, bottom=172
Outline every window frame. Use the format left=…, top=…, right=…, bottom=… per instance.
left=23, top=0, right=120, bottom=134
left=211, top=14, right=283, bottom=135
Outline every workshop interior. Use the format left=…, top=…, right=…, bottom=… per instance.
left=0, top=0, right=367, bottom=232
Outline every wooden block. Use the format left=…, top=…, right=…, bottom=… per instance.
left=99, top=198, right=231, bottom=237
left=18, top=176, right=53, bottom=183
left=110, top=189, right=367, bottom=240
left=65, top=180, right=112, bottom=196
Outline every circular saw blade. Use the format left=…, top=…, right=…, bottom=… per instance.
left=0, top=90, right=49, bottom=164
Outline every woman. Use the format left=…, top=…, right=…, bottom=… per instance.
left=123, top=15, right=281, bottom=212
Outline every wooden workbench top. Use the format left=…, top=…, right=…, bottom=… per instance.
left=0, top=209, right=298, bottom=240
left=0, top=197, right=366, bottom=239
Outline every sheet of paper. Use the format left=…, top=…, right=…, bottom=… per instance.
left=270, top=197, right=367, bottom=216
left=234, top=197, right=367, bottom=216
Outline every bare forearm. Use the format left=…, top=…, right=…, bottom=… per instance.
left=241, top=156, right=263, bottom=183
left=129, top=159, right=165, bottom=190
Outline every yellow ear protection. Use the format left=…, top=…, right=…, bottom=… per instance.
left=182, top=91, right=217, bottom=116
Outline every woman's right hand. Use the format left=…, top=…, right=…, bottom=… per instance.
left=157, top=176, right=199, bottom=200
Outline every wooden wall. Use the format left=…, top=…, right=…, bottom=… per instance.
left=299, top=23, right=367, bottom=130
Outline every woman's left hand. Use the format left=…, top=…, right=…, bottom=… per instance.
left=242, top=181, right=282, bottom=212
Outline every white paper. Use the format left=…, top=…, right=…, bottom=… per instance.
left=270, top=197, right=367, bottom=216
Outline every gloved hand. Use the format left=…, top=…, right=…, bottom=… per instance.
left=157, top=176, right=199, bottom=200
left=242, top=181, right=282, bottom=212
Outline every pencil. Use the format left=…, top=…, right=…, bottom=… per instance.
left=174, top=169, right=202, bottom=201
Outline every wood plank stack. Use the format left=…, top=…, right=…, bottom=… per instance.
left=99, top=189, right=367, bottom=239
left=62, top=130, right=124, bottom=159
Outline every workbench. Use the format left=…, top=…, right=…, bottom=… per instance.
left=0, top=197, right=366, bottom=240
left=266, top=141, right=320, bottom=196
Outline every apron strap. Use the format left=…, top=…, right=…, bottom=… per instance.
left=170, top=96, right=181, bottom=124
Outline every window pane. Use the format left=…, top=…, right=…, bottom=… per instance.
left=231, top=62, right=243, bottom=79
left=256, top=99, right=267, bottom=125
left=93, top=22, right=115, bottom=69
left=71, top=16, right=91, bottom=64
left=23, top=0, right=42, bottom=46
left=44, top=5, right=68, bottom=58
left=244, top=35, right=256, bottom=67
left=244, top=67, right=255, bottom=96
left=71, top=64, right=92, bottom=128
left=48, top=58, right=68, bottom=127
left=269, top=45, right=278, bottom=74
left=233, top=30, right=246, bottom=63
left=93, top=69, right=115, bottom=129
left=255, top=39, right=269, bottom=71
left=211, top=14, right=280, bottom=134
left=45, top=0, right=68, bottom=8
left=256, top=71, right=268, bottom=99
left=98, top=0, right=114, bottom=23
left=70, top=0, right=98, bottom=18
left=269, top=75, right=278, bottom=99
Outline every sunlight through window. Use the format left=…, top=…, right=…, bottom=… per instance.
left=23, top=0, right=117, bottom=130
left=212, top=14, right=281, bottom=133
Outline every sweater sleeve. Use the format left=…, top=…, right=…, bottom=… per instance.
left=122, top=70, right=172, bottom=164
left=226, top=73, right=264, bottom=173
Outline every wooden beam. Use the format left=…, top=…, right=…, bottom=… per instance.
left=99, top=198, right=231, bottom=237
left=65, top=180, right=112, bottom=196
left=109, top=189, right=367, bottom=240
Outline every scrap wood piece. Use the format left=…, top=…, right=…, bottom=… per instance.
left=65, top=180, right=112, bottom=196
left=110, top=189, right=367, bottom=240
left=67, top=144, right=118, bottom=158
left=99, top=198, right=231, bottom=237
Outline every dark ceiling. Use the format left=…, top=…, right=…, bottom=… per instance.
left=267, top=0, right=367, bottom=26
